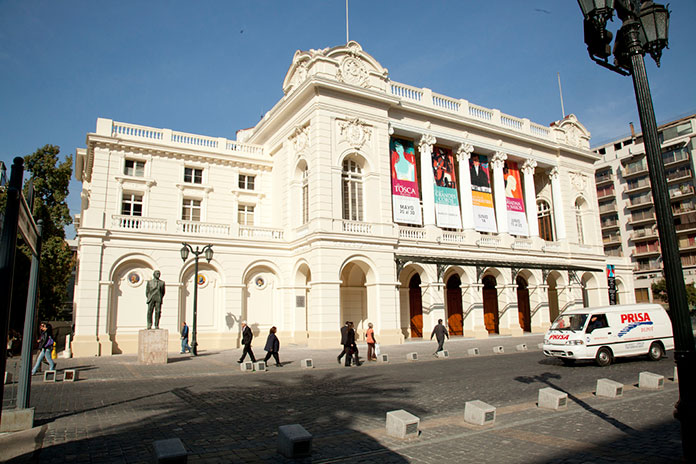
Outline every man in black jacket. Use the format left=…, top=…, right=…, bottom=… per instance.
left=337, top=321, right=350, bottom=364
left=237, top=321, right=256, bottom=363
left=431, top=319, right=449, bottom=355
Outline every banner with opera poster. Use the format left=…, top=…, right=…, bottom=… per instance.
left=504, top=161, right=529, bottom=236
left=432, top=146, right=462, bottom=229
left=469, top=153, right=497, bottom=233
left=390, top=137, right=422, bottom=225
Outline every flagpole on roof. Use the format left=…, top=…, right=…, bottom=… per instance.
left=346, top=0, right=349, bottom=43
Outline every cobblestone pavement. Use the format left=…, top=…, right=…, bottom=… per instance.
left=1, top=334, right=686, bottom=463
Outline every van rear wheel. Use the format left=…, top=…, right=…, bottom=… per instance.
left=648, top=342, right=664, bottom=361
left=595, top=347, right=612, bottom=367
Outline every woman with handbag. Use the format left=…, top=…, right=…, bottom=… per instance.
left=31, top=322, right=56, bottom=374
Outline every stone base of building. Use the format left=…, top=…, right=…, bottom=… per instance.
left=0, top=408, right=34, bottom=433
left=500, top=326, right=524, bottom=337
left=138, top=329, right=168, bottom=364
left=71, top=335, right=104, bottom=357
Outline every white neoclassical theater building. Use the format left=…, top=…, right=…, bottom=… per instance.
left=71, top=42, right=634, bottom=357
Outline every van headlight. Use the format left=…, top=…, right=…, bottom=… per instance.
left=566, top=340, right=584, bottom=345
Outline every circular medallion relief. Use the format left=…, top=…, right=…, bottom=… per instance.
left=127, top=271, right=142, bottom=287
left=254, top=276, right=266, bottom=289
left=338, top=57, right=368, bottom=87
left=197, top=273, right=207, bottom=288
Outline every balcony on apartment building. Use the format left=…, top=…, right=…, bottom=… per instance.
left=678, top=236, right=696, bottom=252
left=604, top=246, right=623, bottom=257
left=602, top=232, right=622, bottom=246
left=626, top=194, right=653, bottom=210
left=663, top=148, right=690, bottom=167
left=634, top=260, right=661, bottom=272
left=598, top=200, right=618, bottom=214
left=630, top=227, right=658, bottom=242
left=632, top=242, right=661, bottom=258
left=624, top=178, right=652, bottom=194
left=666, top=167, right=693, bottom=184
left=681, top=253, right=696, bottom=268
left=600, top=217, right=620, bottom=231
left=669, top=184, right=695, bottom=200
left=627, top=210, right=656, bottom=227
left=595, top=169, right=614, bottom=187
left=621, top=161, right=648, bottom=179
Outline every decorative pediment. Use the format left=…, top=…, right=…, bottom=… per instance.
left=337, top=117, right=372, bottom=149
left=282, top=41, right=389, bottom=95
left=551, top=114, right=591, bottom=150
left=570, top=171, right=590, bottom=193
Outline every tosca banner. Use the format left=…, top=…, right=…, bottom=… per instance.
left=469, top=153, right=497, bottom=233
left=432, top=146, right=462, bottom=229
left=504, top=161, right=529, bottom=236
left=390, top=137, right=422, bottom=225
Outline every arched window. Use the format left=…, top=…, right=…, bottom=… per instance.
left=537, top=200, right=554, bottom=241
left=342, top=158, right=363, bottom=221
left=302, top=167, right=309, bottom=225
left=575, top=198, right=585, bottom=245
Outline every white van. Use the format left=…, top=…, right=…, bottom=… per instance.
left=542, top=303, right=674, bottom=366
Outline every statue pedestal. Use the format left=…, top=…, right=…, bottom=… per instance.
left=138, top=329, right=168, bottom=365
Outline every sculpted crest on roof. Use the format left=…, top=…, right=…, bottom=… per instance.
left=282, top=41, right=389, bottom=95
left=551, top=114, right=591, bottom=150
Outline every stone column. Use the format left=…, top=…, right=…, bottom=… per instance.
left=419, top=134, right=437, bottom=226
left=491, top=151, right=508, bottom=234
left=535, top=284, right=552, bottom=330
left=470, top=283, right=489, bottom=338
left=500, top=284, right=523, bottom=336
left=521, top=159, right=539, bottom=237
left=306, top=280, right=342, bottom=349
left=549, top=167, right=567, bottom=240
left=457, top=143, right=475, bottom=230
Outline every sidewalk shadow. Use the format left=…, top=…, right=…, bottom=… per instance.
left=11, top=373, right=420, bottom=463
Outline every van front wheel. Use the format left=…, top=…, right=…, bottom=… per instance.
left=595, top=347, right=612, bottom=367
left=648, top=342, right=664, bottom=361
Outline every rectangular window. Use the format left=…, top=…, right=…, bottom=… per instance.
left=124, top=159, right=145, bottom=177
left=182, top=198, right=201, bottom=221
left=635, top=288, right=650, bottom=303
left=121, top=193, right=143, bottom=216
left=238, top=205, right=254, bottom=225
left=302, top=169, right=309, bottom=225
left=184, top=167, right=203, bottom=184
left=239, top=174, right=255, bottom=190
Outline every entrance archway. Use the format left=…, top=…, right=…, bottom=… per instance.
left=446, top=274, right=463, bottom=335
left=409, top=274, right=423, bottom=337
left=340, top=262, right=368, bottom=340
left=482, top=275, right=499, bottom=334
left=516, top=275, right=531, bottom=332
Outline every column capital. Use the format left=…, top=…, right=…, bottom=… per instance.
left=456, top=143, right=474, bottom=162
left=521, top=159, right=537, bottom=176
left=549, top=166, right=560, bottom=181
left=418, top=134, right=436, bottom=153
left=491, top=151, right=507, bottom=170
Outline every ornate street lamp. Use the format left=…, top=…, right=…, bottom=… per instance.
left=180, top=243, right=214, bottom=356
left=577, top=1, right=694, bottom=459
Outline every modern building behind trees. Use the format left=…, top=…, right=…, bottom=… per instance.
left=71, top=42, right=633, bottom=356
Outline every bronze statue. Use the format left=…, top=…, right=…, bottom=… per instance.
left=145, top=270, right=166, bottom=329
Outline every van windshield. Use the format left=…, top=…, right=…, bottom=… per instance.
left=550, top=313, right=588, bottom=331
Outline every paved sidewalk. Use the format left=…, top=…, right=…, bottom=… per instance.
left=1, top=333, right=686, bottom=463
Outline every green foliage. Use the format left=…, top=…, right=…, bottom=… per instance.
left=21, top=145, right=74, bottom=321
left=651, top=278, right=696, bottom=315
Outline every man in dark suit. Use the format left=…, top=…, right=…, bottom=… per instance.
left=470, top=154, right=490, bottom=189
left=431, top=319, right=450, bottom=355
left=337, top=321, right=350, bottom=364
left=345, top=322, right=361, bottom=367
left=237, top=321, right=256, bottom=363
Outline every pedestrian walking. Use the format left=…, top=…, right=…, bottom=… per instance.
left=366, top=322, right=377, bottom=361
left=31, top=322, right=56, bottom=374
left=180, top=321, right=191, bottom=354
left=237, top=321, right=256, bottom=363
left=263, top=326, right=282, bottom=367
left=337, top=321, right=350, bottom=364
left=431, top=318, right=449, bottom=355
left=346, top=321, right=361, bottom=367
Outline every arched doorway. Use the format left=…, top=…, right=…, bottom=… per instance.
left=482, top=275, right=499, bottom=334
left=446, top=274, right=463, bottom=335
left=548, top=275, right=560, bottom=322
left=340, top=262, right=368, bottom=340
left=409, top=274, right=423, bottom=337
left=516, top=275, right=531, bottom=332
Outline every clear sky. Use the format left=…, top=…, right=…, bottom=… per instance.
left=1, top=0, right=695, bottom=238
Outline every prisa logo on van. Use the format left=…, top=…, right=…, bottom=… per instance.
left=618, top=312, right=653, bottom=338
left=548, top=334, right=570, bottom=340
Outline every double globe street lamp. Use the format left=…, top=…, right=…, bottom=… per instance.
left=180, top=243, right=214, bottom=356
left=577, top=0, right=694, bottom=459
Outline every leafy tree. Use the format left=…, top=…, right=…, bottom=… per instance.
left=651, top=278, right=696, bottom=315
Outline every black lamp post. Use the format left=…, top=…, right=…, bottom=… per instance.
left=577, top=0, right=695, bottom=459
left=180, top=242, right=213, bottom=356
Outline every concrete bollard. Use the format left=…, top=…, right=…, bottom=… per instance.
left=62, top=334, right=72, bottom=359
left=538, top=387, right=568, bottom=410
left=254, top=361, right=267, bottom=372
left=153, top=438, right=187, bottom=463
left=436, top=350, right=449, bottom=359
left=277, top=424, right=312, bottom=458
left=240, top=361, right=254, bottom=372
left=464, top=400, right=496, bottom=425
left=300, top=359, right=314, bottom=369
left=639, top=371, right=664, bottom=390
left=4, top=372, right=11, bottom=385
left=378, top=354, right=389, bottom=363
left=493, top=346, right=504, bottom=354
left=63, top=370, right=78, bottom=382
left=468, top=348, right=480, bottom=356
left=674, top=366, right=678, bottom=382
left=596, top=378, right=623, bottom=398
left=407, top=352, right=418, bottom=361
left=43, top=370, right=57, bottom=383
left=516, top=344, right=528, bottom=351
left=386, top=409, right=420, bottom=439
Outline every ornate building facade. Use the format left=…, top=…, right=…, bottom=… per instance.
left=71, top=42, right=633, bottom=356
